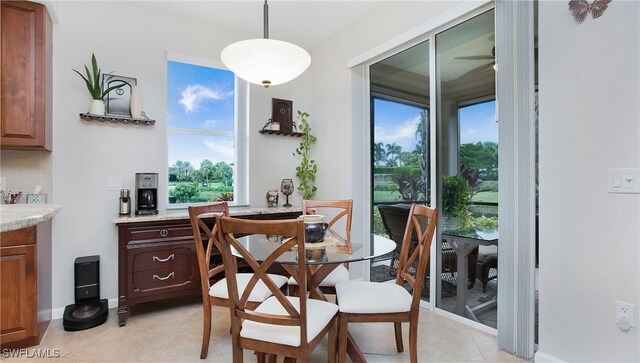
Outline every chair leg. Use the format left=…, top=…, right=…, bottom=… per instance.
left=394, top=322, right=404, bottom=353
left=256, top=352, right=266, bottom=363
left=200, top=305, right=211, bottom=359
left=409, top=320, right=418, bottom=363
left=283, top=356, right=296, bottom=363
left=231, top=337, right=243, bottom=363
left=267, top=353, right=277, bottom=363
left=328, top=319, right=337, bottom=363
left=338, top=313, right=349, bottom=363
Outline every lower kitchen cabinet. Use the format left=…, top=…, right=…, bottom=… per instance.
left=0, top=221, right=52, bottom=348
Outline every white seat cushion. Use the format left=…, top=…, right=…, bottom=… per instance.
left=287, top=265, right=350, bottom=287
left=240, top=296, right=338, bottom=347
left=335, top=281, right=412, bottom=314
left=209, top=273, right=288, bottom=302
left=478, top=245, right=498, bottom=261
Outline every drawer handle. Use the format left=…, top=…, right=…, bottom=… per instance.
left=153, top=254, right=175, bottom=263
left=153, top=272, right=175, bottom=281
left=159, top=229, right=169, bottom=237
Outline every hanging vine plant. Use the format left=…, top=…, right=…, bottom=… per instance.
left=293, top=111, right=317, bottom=199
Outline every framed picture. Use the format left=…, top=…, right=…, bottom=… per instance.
left=103, top=74, right=137, bottom=117
left=272, top=98, right=293, bottom=132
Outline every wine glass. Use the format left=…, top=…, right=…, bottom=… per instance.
left=280, top=179, right=294, bottom=207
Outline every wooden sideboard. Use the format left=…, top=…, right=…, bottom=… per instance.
left=115, top=209, right=301, bottom=326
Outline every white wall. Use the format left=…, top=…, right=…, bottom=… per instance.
left=537, top=1, right=640, bottom=361
left=50, top=1, right=312, bottom=313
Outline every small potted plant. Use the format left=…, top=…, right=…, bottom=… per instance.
left=293, top=111, right=317, bottom=200
left=441, top=175, right=471, bottom=230
left=73, top=54, right=124, bottom=115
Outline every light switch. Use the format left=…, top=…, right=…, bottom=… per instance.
left=609, top=168, right=640, bottom=194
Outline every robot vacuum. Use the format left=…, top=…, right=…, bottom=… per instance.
left=62, top=256, right=109, bottom=331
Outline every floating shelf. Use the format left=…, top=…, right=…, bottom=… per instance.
left=79, top=113, right=155, bottom=126
left=258, top=129, right=303, bottom=137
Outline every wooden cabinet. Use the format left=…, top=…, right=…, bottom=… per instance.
left=0, top=1, right=52, bottom=150
left=116, top=210, right=301, bottom=326
left=0, top=221, right=52, bottom=348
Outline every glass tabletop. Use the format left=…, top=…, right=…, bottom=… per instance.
left=442, top=226, right=499, bottom=242
left=235, top=231, right=396, bottom=265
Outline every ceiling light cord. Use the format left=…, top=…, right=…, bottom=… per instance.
left=263, top=0, right=269, bottom=39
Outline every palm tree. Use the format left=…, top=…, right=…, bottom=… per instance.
left=373, top=142, right=386, bottom=166
left=385, top=143, right=402, bottom=167
left=174, top=160, right=194, bottom=182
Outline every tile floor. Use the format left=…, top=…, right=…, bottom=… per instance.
left=3, top=296, right=527, bottom=363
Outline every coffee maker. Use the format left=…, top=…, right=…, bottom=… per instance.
left=135, top=173, right=158, bottom=215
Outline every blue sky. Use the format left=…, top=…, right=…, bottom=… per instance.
left=167, top=61, right=235, bottom=168
left=373, top=98, right=424, bottom=153
left=373, top=98, right=497, bottom=153
left=459, top=100, right=497, bottom=144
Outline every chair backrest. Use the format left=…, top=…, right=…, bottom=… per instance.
left=377, top=203, right=412, bottom=249
left=188, top=202, right=230, bottom=298
left=215, top=216, right=307, bottom=343
left=396, top=204, right=438, bottom=309
left=303, top=199, right=353, bottom=241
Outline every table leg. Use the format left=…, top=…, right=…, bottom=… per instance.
left=447, top=239, right=478, bottom=317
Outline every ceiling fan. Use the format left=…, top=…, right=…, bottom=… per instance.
left=455, top=46, right=496, bottom=77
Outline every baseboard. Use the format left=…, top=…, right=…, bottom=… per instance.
left=51, top=298, right=118, bottom=320
left=534, top=350, right=565, bottom=362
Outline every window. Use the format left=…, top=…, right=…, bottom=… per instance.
left=166, top=54, right=247, bottom=206
left=458, top=99, right=498, bottom=204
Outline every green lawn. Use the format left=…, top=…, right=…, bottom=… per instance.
left=373, top=190, right=403, bottom=203
left=472, top=191, right=498, bottom=203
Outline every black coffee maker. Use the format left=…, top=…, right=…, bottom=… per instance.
left=135, top=173, right=158, bottom=215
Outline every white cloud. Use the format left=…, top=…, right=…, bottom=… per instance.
left=202, top=119, right=219, bottom=129
left=203, top=139, right=234, bottom=163
left=179, top=84, right=233, bottom=113
left=374, top=115, right=421, bottom=151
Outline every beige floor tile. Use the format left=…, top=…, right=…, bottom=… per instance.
left=64, top=327, right=161, bottom=362
left=16, top=302, right=526, bottom=363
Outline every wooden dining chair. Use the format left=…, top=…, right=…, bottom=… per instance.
left=288, top=199, right=353, bottom=296
left=216, top=216, right=338, bottom=363
left=188, top=203, right=289, bottom=359
left=335, top=204, right=438, bottom=363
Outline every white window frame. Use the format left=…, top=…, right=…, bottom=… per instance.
left=165, top=52, right=249, bottom=208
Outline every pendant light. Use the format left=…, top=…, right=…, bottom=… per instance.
left=221, top=1, right=311, bottom=88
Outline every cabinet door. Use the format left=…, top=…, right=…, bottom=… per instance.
left=0, top=245, right=37, bottom=344
left=0, top=1, right=51, bottom=150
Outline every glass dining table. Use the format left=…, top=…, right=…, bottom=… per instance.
left=235, top=230, right=396, bottom=363
left=235, top=231, right=396, bottom=301
left=442, top=226, right=498, bottom=322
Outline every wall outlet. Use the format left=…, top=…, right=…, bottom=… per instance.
left=616, top=301, right=635, bottom=331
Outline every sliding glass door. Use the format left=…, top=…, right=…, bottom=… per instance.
left=368, top=9, right=498, bottom=327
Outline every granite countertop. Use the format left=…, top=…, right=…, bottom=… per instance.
left=112, top=206, right=303, bottom=224
left=0, top=204, right=61, bottom=233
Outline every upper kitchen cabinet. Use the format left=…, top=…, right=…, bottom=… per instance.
left=0, top=1, right=52, bottom=151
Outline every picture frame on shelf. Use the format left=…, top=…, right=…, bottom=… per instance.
left=103, top=74, right=136, bottom=117
left=272, top=98, right=293, bottom=132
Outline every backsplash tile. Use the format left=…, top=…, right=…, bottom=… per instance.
left=0, top=150, right=52, bottom=204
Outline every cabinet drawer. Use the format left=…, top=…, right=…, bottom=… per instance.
left=127, top=224, right=193, bottom=242
left=129, top=265, right=196, bottom=296
left=130, top=244, right=195, bottom=272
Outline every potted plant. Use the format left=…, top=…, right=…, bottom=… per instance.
left=73, top=54, right=124, bottom=115
left=441, top=175, right=471, bottom=229
left=293, top=111, right=317, bottom=200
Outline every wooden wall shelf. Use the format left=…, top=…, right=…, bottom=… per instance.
left=259, top=129, right=303, bottom=137
left=79, top=113, right=155, bottom=126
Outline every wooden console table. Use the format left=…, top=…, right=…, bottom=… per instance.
left=113, top=207, right=302, bottom=326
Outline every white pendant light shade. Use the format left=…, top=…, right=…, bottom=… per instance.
left=221, top=39, right=310, bottom=87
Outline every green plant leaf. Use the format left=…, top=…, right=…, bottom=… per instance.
left=101, top=82, right=125, bottom=100
left=91, top=54, right=99, bottom=86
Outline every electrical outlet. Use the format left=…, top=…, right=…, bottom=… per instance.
left=616, top=301, right=635, bottom=331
